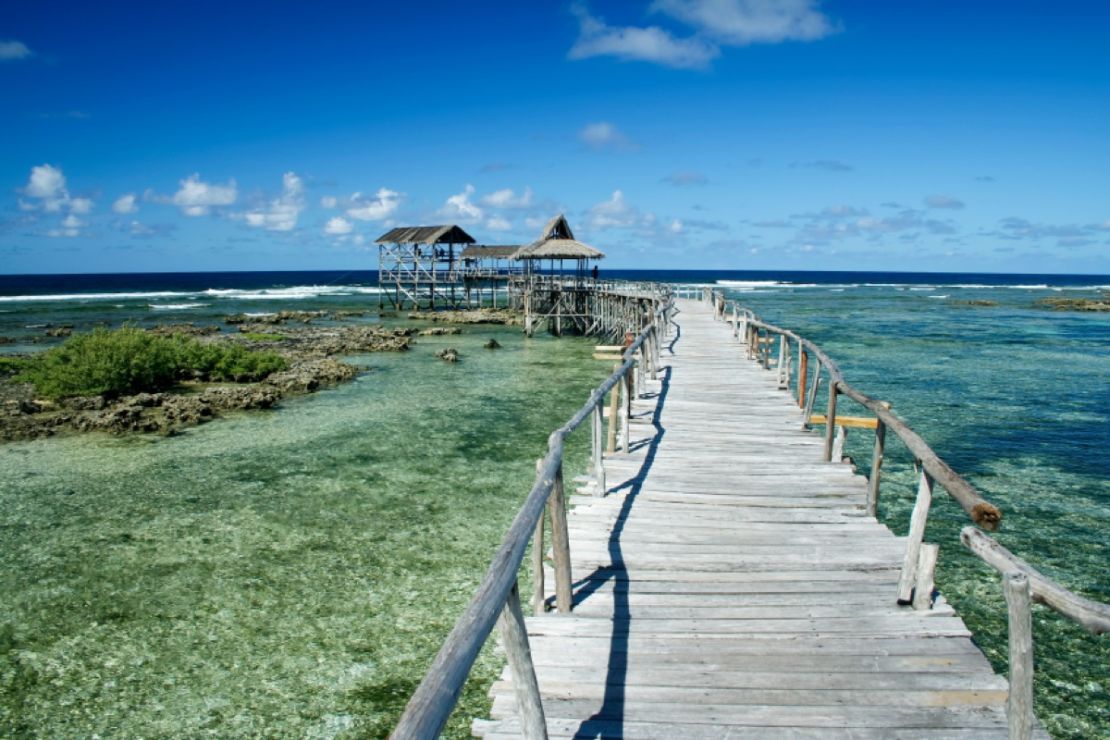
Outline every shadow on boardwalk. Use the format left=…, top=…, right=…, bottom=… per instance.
left=568, top=324, right=678, bottom=739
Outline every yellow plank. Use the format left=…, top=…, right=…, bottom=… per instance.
left=809, top=414, right=879, bottom=430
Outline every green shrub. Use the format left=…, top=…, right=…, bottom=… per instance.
left=19, top=328, right=287, bottom=398
left=20, top=328, right=178, bottom=398
left=0, top=357, right=30, bottom=377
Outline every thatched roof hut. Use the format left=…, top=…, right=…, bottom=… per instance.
left=460, top=245, right=519, bottom=259
left=375, top=225, right=475, bottom=245
left=511, top=215, right=605, bottom=261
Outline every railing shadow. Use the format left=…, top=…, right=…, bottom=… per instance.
left=568, top=354, right=675, bottom=737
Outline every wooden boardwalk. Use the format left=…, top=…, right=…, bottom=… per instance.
left=474, top=299, right=1041, bottom=739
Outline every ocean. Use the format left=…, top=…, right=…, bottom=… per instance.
left=1, top=269, right=1107, bottom=737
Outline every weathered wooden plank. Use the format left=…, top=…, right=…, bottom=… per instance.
left=480, top=298, right=1021, bottom=738
left=475, top=718, right=1042, bottom=739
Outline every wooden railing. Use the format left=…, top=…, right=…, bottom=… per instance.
left=391, top=290, right=673, bottom=739
left=705, top=288, right=1109, bottom=740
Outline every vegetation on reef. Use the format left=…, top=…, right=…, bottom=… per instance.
left=1035, top=293, right=1110, bottom=312
left=16, top=327, right=287, bottom=399
left=237, top=332, right=287, bottom=342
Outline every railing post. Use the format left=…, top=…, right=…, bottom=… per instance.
left=547, top=459, right=573, bottom=613
left=591, top=402, right=606, bottom=496
left=798, top=347, right=808, bottom=409
left=1004, top=571, right=1034, bottom=740
left=913, top=543, right=938, bottom=610
left=533, top=459, right=547, bottom=614
left=867, top=416, right=886, bottom=517
left=802, top=359, right=822, bottom=429
left=822, top=382, right=839, bottom=461
left=897, top=469, right=934, bottom=604
left=606, top=373, right=619, bottom=454
left=635, top=346, right=645, bottom=399
left=497, top=580, right=549, bottom=739
left=620, top=371, right=632, bottom=452
left=831, top=424, right=847, bottom=462
left=777, top=334, right=789, bottom=389
left=649, top=328, right=658, bottom=379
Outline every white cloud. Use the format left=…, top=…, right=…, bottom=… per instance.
left=569, top=1, right=835, bottom=70
left=113, top=193, right=139, bottom=214
left=68, top=197, right=93, bottom=215
left=486, top=216, right=512, bottom=231
left=588, top=190, right=641, bottom=230
left=579, top=121, right=633, bottom=151
left=669, top=219, right=684, bottom=233
left=20, top=164, right=95, bottom=221
left=25, top=164, right=66, bottom=200
left=320, top=195, right=338, bottom=209
left=438, top=184, right=483, bottom=223
left=48, top=214, right=83, bottom=238
left=324, top=216, right=353, bottom=235
left=924, top=194, right=965, bottom=210
left=569, top=3, right=717, bottom=69
left=653, top=0, right=836, bottom=45
left=346, top=188, right=401, bottom=221
left=662, top=170, right=708, bottom=187
left=172, top=173, right=237, bottom=216
left=242, top=171, right=305, bottom=232
left=480, top=187, right=533, bottom=209
left=0, top=40, right=32, bottom=61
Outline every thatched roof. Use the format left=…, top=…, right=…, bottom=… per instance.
left=512, top=215, right=605, bottom=261
left=375, top=225, right=476, bottom=245
left=460, top=245, right=519, bottom=259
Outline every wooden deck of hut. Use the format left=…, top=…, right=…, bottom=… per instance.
left=473, top=298, right=1049, bottom=739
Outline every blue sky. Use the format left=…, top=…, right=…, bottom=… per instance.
left=2, top=1, right=1109, bottom=274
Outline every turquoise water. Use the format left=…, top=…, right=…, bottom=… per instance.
left=717, top=282, right=1109, bottom=738
left=1, top=274, right=1107, bottom=737
left=1, top=325, right=598, bottom=737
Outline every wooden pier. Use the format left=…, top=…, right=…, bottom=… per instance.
left=476, top=299, right=1035, bottom=738
left=392, top=290, right=1108, bottom=740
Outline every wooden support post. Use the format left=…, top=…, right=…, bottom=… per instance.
left=897, top=469, right=934, bottom=604
left=798, top=348, right=808, bottom=409
left=650, top=328, right=659, bottom=378
left=497, top=581, right=549, bottom=739
left=532, top=508, right=545, bottom=615
left=606, top=366, right=620, bottom=454
left=913, top=543, right=939, bottom=610
left=620, top=371, right=632, bottom=452
left=591, top=402, right=606, bottom=495
left=635, top=348, right=644, bottom=399
left=778, top=335, right=790, bottom=389
left=802, top=375, right=821, bottom=430
left=532, top=457, right=547, bottom=614
left=822, top=383, right=839, bottom=462
left=1004, top=571, right=1034, bottom=740
left=867, top=418, right=886, bottom=518
left=547, top=461, right=573, bottom=613
left=831, top=424, right=847, bottom=462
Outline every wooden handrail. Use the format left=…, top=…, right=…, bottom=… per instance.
left=961, top=527, right=1110, bottom=635
left=708, top=289, right=1109, bottom=637
left=392, top=293, right=673, bottom=738
left=711, top=291, right=1001, bottom=530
